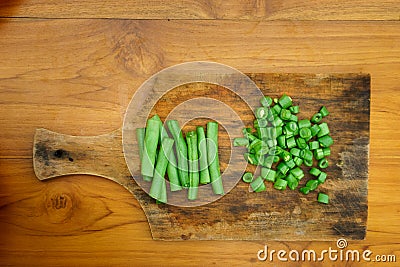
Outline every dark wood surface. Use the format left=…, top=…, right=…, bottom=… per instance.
left=33, top=73, right=370, bottom=240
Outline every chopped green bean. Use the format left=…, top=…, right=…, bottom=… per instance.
left=142, top=115, right=161, bottom=180
left=233, top=137, right=249, bottom=147
left=280, top=109, right=292, bottom=120
left=286, top=174, right=298, bottom=190
left=314, top=148, right=324, bottom=160
left=318, top=158, right=329, bottom=169
left=167, top=120, right=189, bottom=187
left=278, top=94, right=293, bottom=109
left=149, top=137, right=174, bottom=202
left=293, top=156, right=303, bottom=167
left=186, top=131, right=199, bottom=200
left=323, top=147, right=331, bottom=157
left=196, top=127, right=211, bottom=185
left=309, top=167, right=321, bottom=177
left=310, top=124, right=321, bottom=137
left=256, top=107, right=268, bottom=119
left=277, top=162, right=290, bottom=175
left=306, top=179, right=319, bottom=191
left=311, top=113, right=323, bottom=123
left=251, top=176, right=266, bottom=192
left=260, top=96, right=273, bottom=107
left=309, top=141, right=320, bottom=150
left=319, top=135, right=334, bottom=147
left=296, top=138, right=308, bottom=149
left=242, top=172, right=253, bottom=183
left=298, top=119, right=311, bottom=129
left=262, top=168, right=276, bottom=182
left=299, top=187, right=311, bottom=195
left=317, top=122, right=330, bottom=137
left=286, top=136, right=297, bottom=149
left=290, top=167, right=304, bottom=180
left=317, top=193, right=329, bottom=204
left=274, top=178, right=287, bottom=190
left=320, top=106, right=329, bottom=117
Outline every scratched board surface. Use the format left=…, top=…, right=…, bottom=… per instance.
left=134, top=73, right=370, bottom=240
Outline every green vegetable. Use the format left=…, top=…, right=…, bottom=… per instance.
left=317, top=193, right=329, bottom=204
left=318, top=158, right=329, bottom=169
left=319, top=135, right=334, bottom=147
left=317, top=122, right=330, bottom=137
left=311, top=113, right=323, bottom=123
left=319, top=106, right=329, bottom=117
left=306, top=179, right=319, bottom=191
left=262, top=168, right=276, bottom=182
left=234, top=94, right=333, bottom=204
left=141, top=115, right=161, bottom=180
left=298, top=119, right=311, bottom=129
left=233, top=137, right=249, bottom=147
left=274, top=178, right=287, bottom=190
left=289, top=105, right=299, bottom=114
left=278, top=94, right=292, bottom=109
left=309, top=167, right=321, bottom=177
left=136, top=128, right=146, bottom=162
left=286, top=174, right=298, bottom=190
left=197, top=126, right=211, bottom=184
left=186, top=131, right=199, bottom=200
left=207, top=122, right=224, bottom=195
left=167, top=120, right=189, bottom=188
left=260, top=96, right=273, bottom=107
left=309, top=141, right=320, bottom=150
left=242, top=172, right=253, bottom=183
left=290, top=167, right=304, bottom=180
left=299, top=187, right=311, bottom=195
left=157, top=122, right=182, bottom=192
left=251, top=176, right=266, bottom=192
left=255, top=107, right=268, bottom=119
left=317, top=172, right=327, bottom=184
left=149, top=137, right=174, bottom=202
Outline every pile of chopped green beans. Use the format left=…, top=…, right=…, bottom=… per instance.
left=234, top=94, right=333, bottom=204
left=137, top=115, right=224, bottom=203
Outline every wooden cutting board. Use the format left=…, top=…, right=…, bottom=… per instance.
left=33, top=73, right=370, bottom=241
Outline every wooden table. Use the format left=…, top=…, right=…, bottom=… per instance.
left=0, top=1, right=399, bottom=266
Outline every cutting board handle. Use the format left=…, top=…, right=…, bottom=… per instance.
left=33, top=128, right=131, bottom=184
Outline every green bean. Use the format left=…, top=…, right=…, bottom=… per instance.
left=186, top=131, right=200, bottom=200
left=136, top=128, right=145, bottom=162
left=157, top=120, right=182, bottom=191
left=207, top=122, right=224, bottom=195
left=196, top=127, right=211, bottom=184
left=141, top=115, right=161, bottom=180
left=149, top=137, right=174, bottom=202
left=167, top=120, right=189, bottom=188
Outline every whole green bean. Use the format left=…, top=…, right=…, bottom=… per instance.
left=141, top=115, right=161, bottom=180
left=149, top=137, right=174, bottom=202
left=136, top=128, right=145, bottom=162
left=186, top=131, right=200, bottom=200
left=157, top=119, right=182, bottom=191
left=167, top=120, right=189, bottom=188
left=207, top=122, right=224, bottom=195
left=196, top=126, right=211, bottom=184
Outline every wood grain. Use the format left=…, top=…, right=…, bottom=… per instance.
left=0, top=0, right=399, bottom=20
left=0, top=17, right=399, bottom=266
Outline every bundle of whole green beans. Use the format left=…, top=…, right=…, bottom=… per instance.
left=234, top=94, right=333, bottom=204
left=137, top=115, right=224, bottom=203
